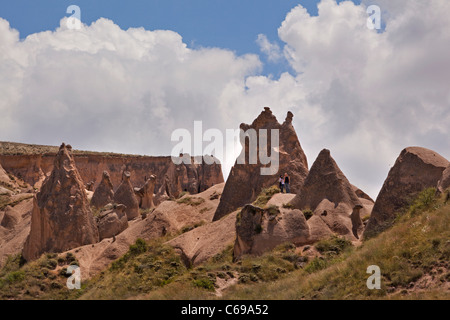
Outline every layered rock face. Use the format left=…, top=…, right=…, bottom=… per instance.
left=213, top=108, right=309, bottom=221
left=96, top=204, right=129, bottom=241
left=22, top=144, right=99, bottom=261
left=91, top=171, right=115, bottom=209
left=289, top=149, right=369, bottom=240
left=113, top=171, right=140, bottom=220
left=0, top=141, right=224, bottom=196
left=437, top=164, right=450, bottom=193
left=233, top=204, right=310, bottom=260
left=364, top=147, right=449, bottom=239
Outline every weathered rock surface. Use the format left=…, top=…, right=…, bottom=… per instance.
left=97, top=204, right=129, bottom=241
left=290, top=149, right=361, bottom=211
left=135, top=175, right=156, bottom=209
left=22, top=143, right=99, bottom=261
left=0, top=141, right=224, bottom=196
left=66, top=183, right=224, bottom=278
left=0, top=206, right=20, bottom=229
left=213, top=108, right=309, bottom=221
left=168, top=209, right=238, bottom=267
left=233, top=204, right=310, bottom=260
left=364, top=147, right=449, bottom=239
left=113, top=171, right=140, bottom=220
left=437, top=164, right=450, bottom=193
left=0, top=197, right=33, bottom=267
left=289, top=149, right=372, bottom=240
left=91, top=171, right=115, bottom=209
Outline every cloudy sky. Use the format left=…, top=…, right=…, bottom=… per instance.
left=1, top=0, right=449, bottom=198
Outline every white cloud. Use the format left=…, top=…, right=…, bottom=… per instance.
left=1, top=0, right=449, bottom=199
left=256, top=34, right=283, bottom=62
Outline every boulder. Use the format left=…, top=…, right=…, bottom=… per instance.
left=213, top=108, right=309, bottom=221
left=97, top=204, right=129, bottom=241
left=233, top=204, right=310, bottom=260
left=22, top=143, right=99, bottom=261
left=364, top=147, right=449, bottom=239
left=91, top=171, right=114, bottom=209
left=113, top=171, right=140, bottom=220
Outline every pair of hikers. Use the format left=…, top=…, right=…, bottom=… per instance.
left=279, top=173, right=291, bottom=193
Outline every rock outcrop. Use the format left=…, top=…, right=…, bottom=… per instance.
left=91, top=171, right=115, bottom=209
left=290, top=149, right=361, bottom=211
left=113, top=171, right=140, bottom=220
left=0, top=141, right=224, bottom=195
left=96, top=204, right=129, bottom=241
left=233, top=204, right=310, bottom=260
left=437, top=164, right=450, bottom=193
left=22, top=143, right=99, bottom=261
left=213, top=108, right=309, bottom=221
left=0, top=206, right=20, bottom=229
left=0, top=162, right=11, bottom=185
left=135, top=175, right=156, bottom=209
left=289, top=149, right=369, bottom=240
left=364, top=147, right=449, bottom=239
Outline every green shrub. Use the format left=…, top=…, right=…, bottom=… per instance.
left=192, top=278, right=215, bottom=291
left=253, top=186, right=280, bottom=208
left=304, top=258, right=328, bottom=274
left=129, top=238, right=148, bottom=256
left=408, top=188, right=438, bottom=216
left=303, top=210, right=313, bottom=220
left=6, top=270, right=25, bottom=283
left=315, top=236, right=352, bottom=256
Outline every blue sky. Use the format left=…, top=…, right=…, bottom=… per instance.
left=1, top=0, right=359, bottom=76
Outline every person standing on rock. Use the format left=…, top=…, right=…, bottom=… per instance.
left=284, top=173, right=290, bottom=193
left=279, top=175, right=285, bottom=193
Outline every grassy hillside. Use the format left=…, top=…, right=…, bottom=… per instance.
left=0, top=188, right=448, bottom=300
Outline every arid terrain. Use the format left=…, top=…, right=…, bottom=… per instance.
left=0, top=108, right=448, bottom=300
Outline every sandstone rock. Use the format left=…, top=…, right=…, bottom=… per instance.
left=97, top=204, right=129, bottom=241
left=213, top=108, right=309, bottom=221
left=91, top=171, right=114, bottom=209
left=350, top=204, right=364, bottom=239
left=0, top=206, right=20, bottom=229
left=364, top=147, right=449, bottom=239
left=233, top=204, right=310, bottom=260
left=352, top=185, right=374, bottom=203
left=86, top=181, right=95, bottom=191
left=22, top=143, right=99, bottom=261
left=113, top=171, right=140, bottom=220
left=0, top=141, right=224, bottom=199
left=168, top=209, right=238, bottom=267
left=135, top=175, right=156, bottom=209
left=290, top=149, right=361, bottom=211
left=0, top=162, right=11, bottom=184
left=437, top=164, right=450, bottom=193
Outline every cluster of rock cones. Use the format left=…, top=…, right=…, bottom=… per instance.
left=1, top=107, right=449, bottom=281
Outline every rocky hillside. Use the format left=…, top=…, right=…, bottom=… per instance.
left=0, top=108, right=449, bottom=300
left=0, top=141, right=224, bottom=197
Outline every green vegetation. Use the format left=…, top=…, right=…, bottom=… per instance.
left=176, top=196, right=206, bottom=206
left=0, top=187, right=447, bottom=300
left=302, top=209, right=313, bottom=220
left=282, top=203, right=294, bottom=209
left=253, top=186, right=280, bottom=208
left=220, top=190, right=450, bottom=300
left=181, top=221, right=206, bottom=234
left=0, top=194, right=33, bottom=210
left=0, top=253, right=81, bottom=300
